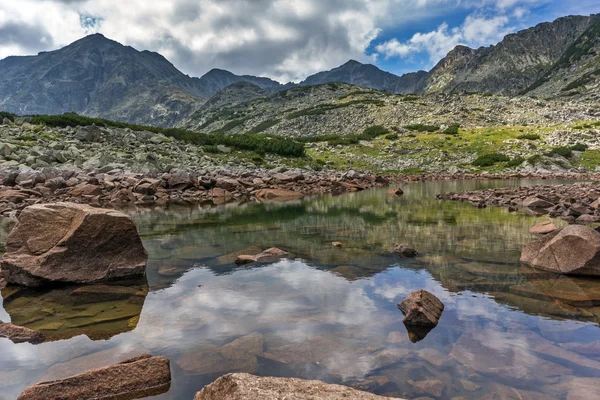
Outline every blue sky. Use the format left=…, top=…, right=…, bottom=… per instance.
left=1, top=0, right=600, bottom=81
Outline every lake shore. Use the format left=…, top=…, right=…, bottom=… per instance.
left=1, top=166, right=599, bottom=217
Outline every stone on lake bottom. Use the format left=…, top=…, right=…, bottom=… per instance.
left=194, top=373, right=403, bottom=399
left=17, top=354, right=171, bottom=400
left=1, top=203, right=147, bottom=287
left=397, top=290, right=444, bottom=327
left=256, top=189, right=304, bottom=201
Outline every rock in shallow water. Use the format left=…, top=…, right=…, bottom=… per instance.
left=0, top=320, right=45, bottom=344
left=521, top=225, right=600, bottom=276
left=18, top=354, right=171, bottom=400
left=392, top=243, right=418, bottom=258
left=194, top=373, right=402, bottom=399
left=1, top=203, right=148, bottom=287
left=397, top=290, right=444, bottom=327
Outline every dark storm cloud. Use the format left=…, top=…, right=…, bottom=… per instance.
left=0, top=22, right=54, bottom=52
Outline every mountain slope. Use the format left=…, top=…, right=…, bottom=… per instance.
left=0, top=34, right=286, bottom=126
left=0, top=34, right=208, bottom=126
left=425, top=14, right=600, bottom=96
left=300, top=60, right=427, bottom=94
left=527, top=18, right=600, bottom=101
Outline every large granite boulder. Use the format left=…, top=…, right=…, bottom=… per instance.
left=18, top=354, right=171, bottom=400
left=520, top=225, right=600, bottom=276
left=1, top=203, right=147, bottom=287
left=194, top=373, right=402, bottom=399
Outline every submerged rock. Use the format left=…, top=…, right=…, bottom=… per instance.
left=387, top=188, right=404, bottom=197
left=0, top=320, right=45, bottom=344
left=1, top=203, right=148, bottom=287
left=18, top=354, right=171, bottom=400
left=392, top=243, right=418, bottom=258
left=194, top=373, right=402, bottom=399
left=397, top=290, right=444, bottom=327
left=521, top=225, right=600, bottom=276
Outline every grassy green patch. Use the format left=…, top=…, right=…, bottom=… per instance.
left=505, top=157, right=525, bottom=168
left=579, top=150, right=600, bottom=170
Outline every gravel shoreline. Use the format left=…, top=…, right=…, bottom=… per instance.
left=1, top=167, right=599, bottom=218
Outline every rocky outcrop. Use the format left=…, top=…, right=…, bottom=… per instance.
left=521, top=225, right=600, bottom=276
left=17, top=354, right=171, bottom=400
left=397, top=290, right=445, bottom=327
left=1, top=203, right=147, bottom=286
left=194, top=373, right=402, bottom=399
left=0, top=320, right=45, bottom=344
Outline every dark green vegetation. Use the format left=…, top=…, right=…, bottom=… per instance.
left=0, top=111, right=16, bottom=121
left=442, top=124, right=460, bottom=135
left=505, top=157, right=525, bottom=167
left=549, top=143, right=588, bottom=158
left=472, top=153, right=510, bottom=167
left=285, top=99, right=385, bottom=120
left=405, top=124, right=440, bottom=132
left=517, top=134, right=540, bottom=140
left=247, top=119, right=281, bottom=134
left=27, top=113, right=305, bottom=157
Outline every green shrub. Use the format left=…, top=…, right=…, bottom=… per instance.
left=442, top=124, right=460, bottom=135
left=404, top=124, right=440, bottom=132
left=385, top=133, right=399, bottom=140
left=550, top=146, right=573, bottom=158
left=27, top=113, right=305, bottom=157
left=506, top=157, right=525, bottom=168
left=472, top=153, right=510, bottom=167
left=251, top=154, right=264, bottom=162
left=571, top=143, right=589, bottom=152
left=0, top=111, right=16, bottom=122
left=357, top=125, right=389, bottom=140
left=247, top=119, right=280, bottom=134
left=527, top=154, right=543, bottom=164
left=203, top=145, right=220, bottom=153
left=517, top=134, right=540, bottom=140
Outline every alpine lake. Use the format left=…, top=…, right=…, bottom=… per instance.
left=1, top=179, right=600, bottom=400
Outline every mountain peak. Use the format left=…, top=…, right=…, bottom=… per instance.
left=342, top=59, right=363, bottom=67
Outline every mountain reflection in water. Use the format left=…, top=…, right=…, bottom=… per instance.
left=1, top=179, right=599, bottom=400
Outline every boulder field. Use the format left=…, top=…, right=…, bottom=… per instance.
left=1, top=202, right=147, bottom=287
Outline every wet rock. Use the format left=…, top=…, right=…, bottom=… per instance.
left=0, top=320, right=45, bottom=344
left=576, top=214, right=600, bottom=224
left=523, top=197, right=555, bottom=209
left=521, top=225, right=600, bottom=276
left=18, top=354, right=171, bottom=400
left=194, top=373, right=400, bottom=400
left=70, top=285, right=142, bottom=303
left=254, top=247, right=290, bottom=263
left=217, top=246, right=263, bottom=265
left=397, top=290, right=444, bottom=327
left=1, top=203, right=148, bottom=287
left=255, top=188, right=304, bottom=201
left=529, top=221, right=558, bottom=235
left=332, top=241, right=343, bottom=248
left=235, top=255, right=256, bottom=265
left=392, top=243, right=418, bottom=258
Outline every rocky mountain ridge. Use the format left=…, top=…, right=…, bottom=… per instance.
left=1, top=13, right=599, bottom=127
